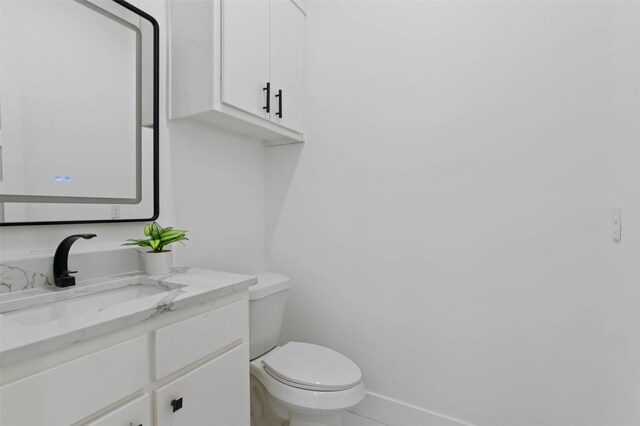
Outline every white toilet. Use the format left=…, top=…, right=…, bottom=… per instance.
left=249, top=273, right=365, bottom=426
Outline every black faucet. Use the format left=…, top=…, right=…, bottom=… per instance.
left=53, top=234, right=97, bottom=287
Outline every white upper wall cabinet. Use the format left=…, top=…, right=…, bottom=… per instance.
left=221, top=0, right=270, bottom=119
left=169, top=0, right=305, bottom=144
left=270, top=0, right=305, bottom=133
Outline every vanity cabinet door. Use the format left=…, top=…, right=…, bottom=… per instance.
left=0, top=336, right=148, bottom=426
left=155, top=343, right=249, bottom=426
left=85, top=394, right=151, bottom=426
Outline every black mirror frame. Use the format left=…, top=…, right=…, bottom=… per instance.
left=1, top=0, right=160, bottom=227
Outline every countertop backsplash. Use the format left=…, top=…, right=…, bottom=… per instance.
left=0, top=247, right=142, bottom=294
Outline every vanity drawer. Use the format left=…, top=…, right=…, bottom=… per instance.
left=85, top=394, right=151, bottom=426
left=154, top=299, right=248, bottom=379
left=0, top=335, right=148, bottom=426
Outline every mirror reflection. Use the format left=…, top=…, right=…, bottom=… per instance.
left=0, top=0, right=158, bottom=225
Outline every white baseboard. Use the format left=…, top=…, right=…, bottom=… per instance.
left=343, top=411, right=386, bottom=426
left=347, top=392, right=478, bottom=426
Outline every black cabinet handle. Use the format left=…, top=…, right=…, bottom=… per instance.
left=263, top=82, right=270, bottom=113
left=171, top=397, right=183, bottom=413
left=275, top=89, right=282, bottom=118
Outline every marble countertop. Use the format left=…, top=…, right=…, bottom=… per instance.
left=0, top=267, right=256, bottom=366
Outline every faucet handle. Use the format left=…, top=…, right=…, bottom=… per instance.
left=56, top=276, right=77, bottom=287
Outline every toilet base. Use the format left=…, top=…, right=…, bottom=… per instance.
left=251, top=376, right=287, bottom=426
left=251, top=375, right=345, bottom=426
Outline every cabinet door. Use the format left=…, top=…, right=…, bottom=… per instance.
left=155, top=343, right=249, bottom=426
left=0, top=336, right=148, bottom=426
left=85, top=394, right=151, bottom=426
left=270, top=0, right=304, bottom=133
left=221, top=0, right=270, bottom=119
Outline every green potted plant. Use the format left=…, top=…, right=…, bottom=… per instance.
left=123, top=222, right=188, bottom=275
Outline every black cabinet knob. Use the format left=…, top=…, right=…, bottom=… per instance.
left=171, top=397, right=183, bottom=413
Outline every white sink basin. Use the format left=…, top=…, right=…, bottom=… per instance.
left=3, top=284, right=166, bottom=326
left=0, top=277, right=183, bottom=327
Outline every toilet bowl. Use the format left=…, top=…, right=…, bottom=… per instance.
left=250, top=344, right=365, bottom=426
left=249, top=274, right=365, bottom=426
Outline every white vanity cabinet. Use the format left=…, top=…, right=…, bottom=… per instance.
left=0, top=292, right=250, bottom=426
left=169, top=0, right=305, bottom=144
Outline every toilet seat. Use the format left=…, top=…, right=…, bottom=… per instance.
left=250, top=348, right=365, bottom=414
left=262, top=342, right=362, bottom=392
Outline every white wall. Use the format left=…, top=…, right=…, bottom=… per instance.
left=167, top=121, right=266, bottom=273
left=0, top=0, right=266, bottom=275
left=604, top=3, right=640, bottom=425
left=266, top=2, right=613, bottom=425
left=2, top=1, right=639, bottom=424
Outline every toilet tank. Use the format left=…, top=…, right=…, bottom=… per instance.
left=249, top=273, right=291, bottom=360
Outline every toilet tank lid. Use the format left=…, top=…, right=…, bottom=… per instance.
left=249, top=273, right=291, bottom=300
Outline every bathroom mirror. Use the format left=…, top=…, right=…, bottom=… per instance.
left=0, top=0, right=159, bottom=226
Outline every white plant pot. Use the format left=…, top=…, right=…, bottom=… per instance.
left=143, top=250, right=173, bottom=275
